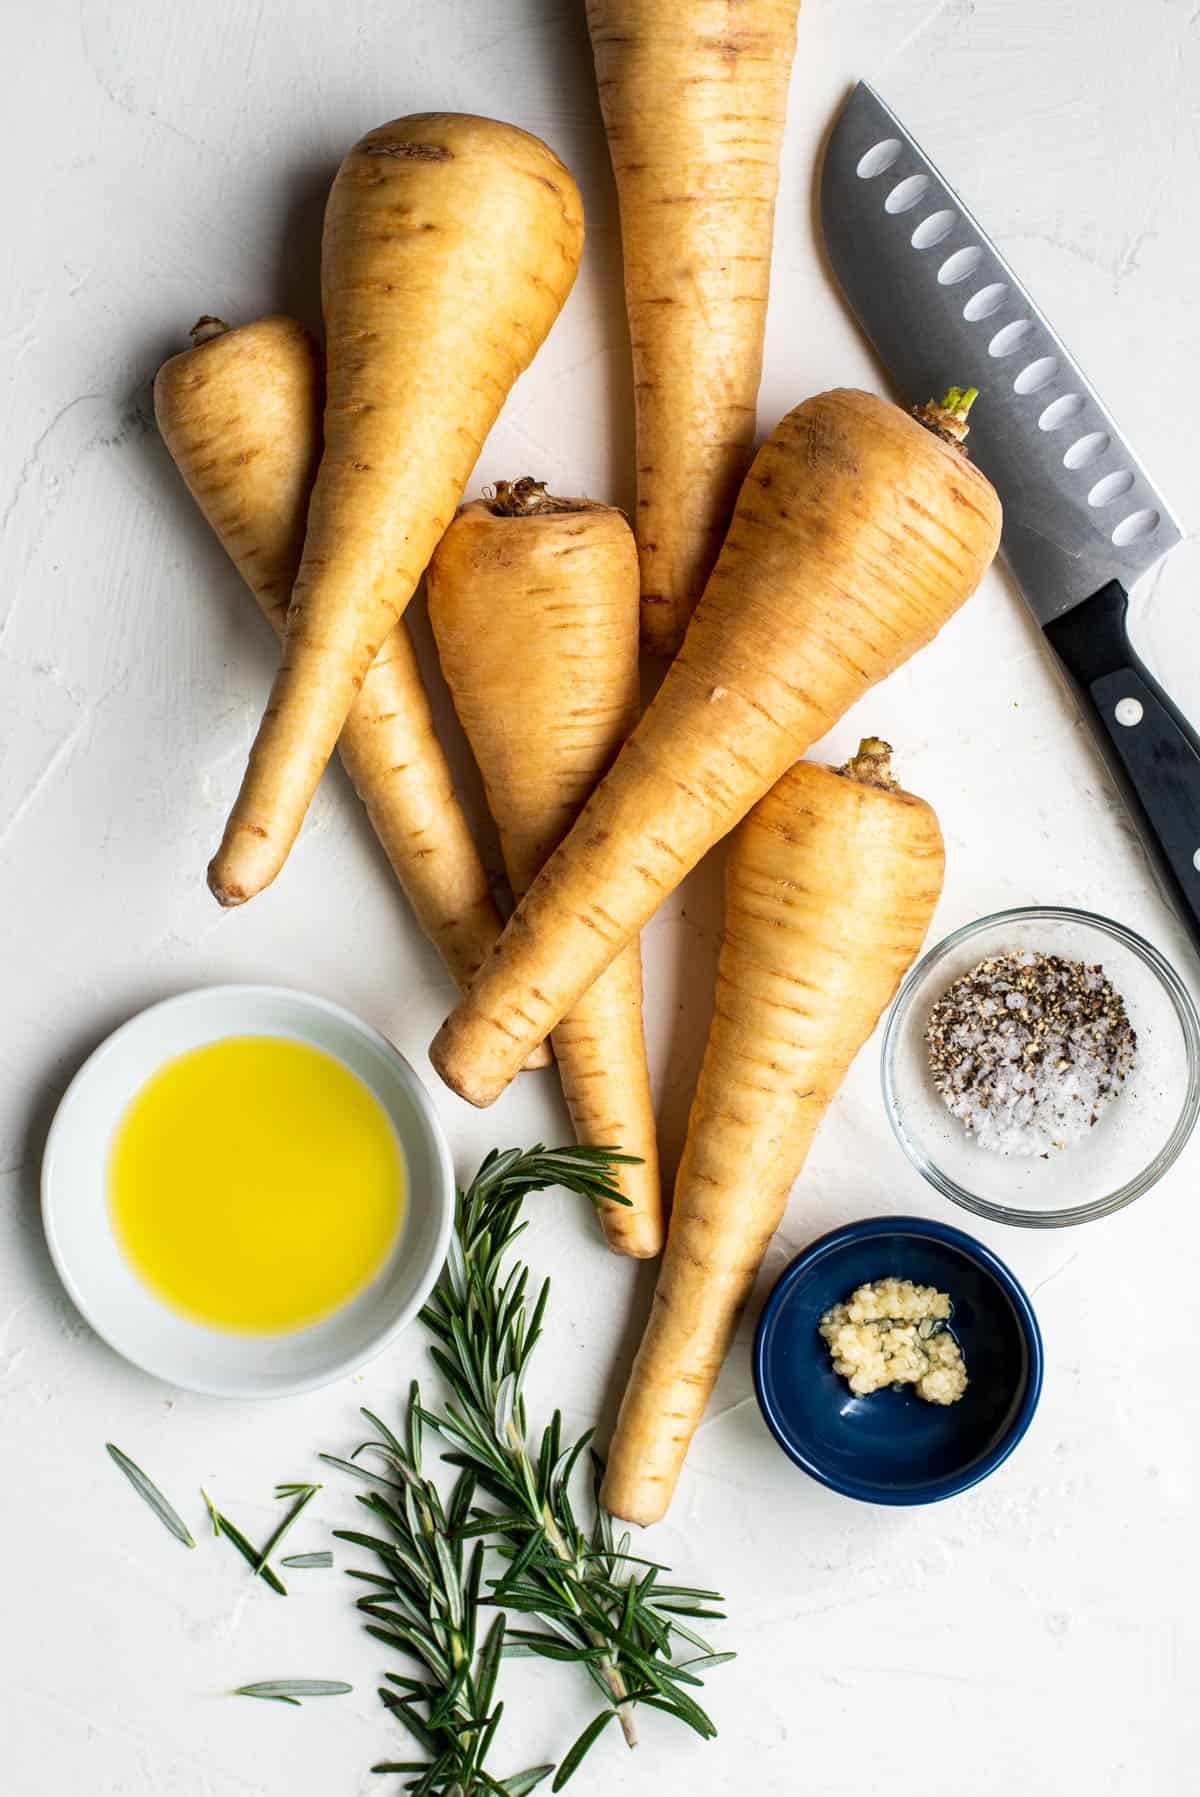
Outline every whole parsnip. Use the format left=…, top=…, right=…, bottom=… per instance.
left=428, top=482, right=661, bottom=1256
left=586, top=0, right=802, bottom=654
left=208, top=115, right=584, bottom=906
left=154, top=314, right=509, bottom=1000
left=603, top=740, right=944, bottom=1524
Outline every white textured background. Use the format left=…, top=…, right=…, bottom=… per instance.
left=2, top=2, right=1198, bottom=1792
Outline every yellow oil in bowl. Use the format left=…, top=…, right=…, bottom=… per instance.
left=108, top=1036, right=405, bottom=1333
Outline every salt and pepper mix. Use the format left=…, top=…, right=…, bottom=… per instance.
left=925, top=951, right=1136, bottom=1157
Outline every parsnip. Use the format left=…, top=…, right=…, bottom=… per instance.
left=208, top=115, right=585, bottom=906
left=154, top=314, right=513, bottom=1001
left=427, top=482, right=661, bottom=1256
left=586, top=0, right=802, bottom=654
left=431, top=388, right=1001, bottom=1107
left=602, top=740, right=945, bottom=1524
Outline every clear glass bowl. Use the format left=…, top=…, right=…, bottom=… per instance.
left=881, top=907, right=1200, bottom=1227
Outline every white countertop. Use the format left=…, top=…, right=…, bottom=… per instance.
left=3, top=2, right=1198, bottom=1792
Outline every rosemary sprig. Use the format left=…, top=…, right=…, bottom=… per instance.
left=334, top=1380, right=554, bottom=1796
left=331, top=1144, right=730, bottom=1791
left=419, top=1146, right=727, bottom=1755
left=106, top=1443, right=195, bottom=1548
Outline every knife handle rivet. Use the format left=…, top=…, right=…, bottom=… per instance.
left=1114, top=697, right=1144, bottom=728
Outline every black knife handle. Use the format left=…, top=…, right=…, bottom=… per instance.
left=1044, top=580, right=1200, bottom=952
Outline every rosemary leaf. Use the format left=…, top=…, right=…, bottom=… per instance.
left=432, top=1531, right=464, bottom=1631
left=334, top=1526, right=407, bottom=1558
left=489, top=1526, right=546, bottom=1600
left=551, top=1712, right=615, bottom=1791
left=499, top=1769, right=555, bottom=1797
left=201, top=1487, right=220, bottom=1536
left=203, top=1491, right=287, bottom=1596
left=318, top=1452, right=403, bottom=1490
left=360, top=1406, right=407, bottom=1460
left=678, top=1652, right=738, bottom=1676
left=649, top=1601, right=727, bottom=1621
left=281, top=1551, right=333, bottom=1569
left=455, top=1512, right=532, bottom=1540
left=503, top=1641, right=588, bottom=1665
left=645, top=1583, right=725, bottom=1602
left=218, top=1515, right=288, bottom=1596
left=628, top=1682, right=717, bottom=1740
left=665, top=1619, right=716, bottom=1656
left=378, top=1684, right=441, bottom=1752
left=254, top=1483, right=319, bottom=1574
left=474, top=1612, right=506, bottom=1721
left=234, top=1680, right=351, bottom=1702
left=106, top=1444, right=194, bottom=1548
left=365, top=1621, right=435, bottom=1660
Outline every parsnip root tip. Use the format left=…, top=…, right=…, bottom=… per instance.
left=206, top=861, right=248, bottom=908
left=604, top=1235, right=660, bottom=1263
left=428, top=1026, right=496, bottom=1108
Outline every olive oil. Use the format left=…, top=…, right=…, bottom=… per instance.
left=108, top=1036, right=405, bottom=1333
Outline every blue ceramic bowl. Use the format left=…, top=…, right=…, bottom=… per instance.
left=753, top=1216, right=1043, bottom=1505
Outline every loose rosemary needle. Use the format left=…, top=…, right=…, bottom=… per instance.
left=106, top=1443, right=195, bottom=1548
left=254, top=1483, right=321, bottom=1573
left=202, top=1489, right=287, bottom=1596
left=233, top=1680, right=352, bottom=1705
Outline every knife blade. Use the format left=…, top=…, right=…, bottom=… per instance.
left=821, top=81, right=1200, bottom=950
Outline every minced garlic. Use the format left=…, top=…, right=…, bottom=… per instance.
left=819, top=1277, right=967, bottom=1405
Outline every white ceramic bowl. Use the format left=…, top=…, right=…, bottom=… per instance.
left=41, top=985, right=455, bottom=1397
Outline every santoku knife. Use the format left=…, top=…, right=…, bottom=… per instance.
left=821, top=82, right=1200, bottom=950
